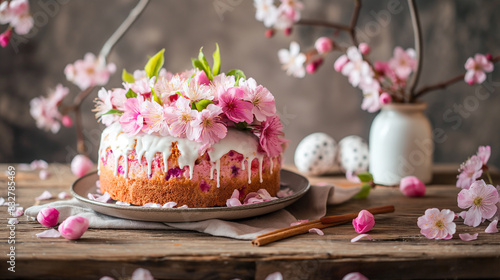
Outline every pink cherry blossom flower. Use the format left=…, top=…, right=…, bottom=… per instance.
left=124, top=77, right=157, bottom=99
left=334, top=54, right=349, bottom=72
left=464, top=54, right=494, bottom=85
left=164, top=97, right=198, bottom=140
left=458, top=180, right=499, bottom=227
left=191, top=104, right=227, bottom=148
left=240, top=78, right=276, bottom=122
left=359, top=79, right=381, bottom=113
left=352, top=210, right=375, bottom=233
left=71, top=154, right=93, bottom=178
left=120, top=97, right=145, bottom=136
left=0, top=0, right=33, bottom=35
left=388, top=47, right=417, bottom=80
left=399, top=176, right=426, bottom=197
left=417, top=208, right=456, bottom=240
left=36, top=228, right=61, bottom=238
left=37, top=206, right=59, bottom=227
left=350, top=233, right=372, bottom=243
left=0, top=29, right=12, bottom=47
left=181, top=80, right=213, bottom=102
left=254, top=0, right=279, bottom=28
left=58, top=216, right=89, bottom=240
left=30, top=84, right=69, bottom=133
left=35, top=190, right=53, bottom=201
left=485, top=220, right=498, bottom=233
left=342, top=272, right=369, bottom=280
left=255, top=115, right=286, bottom=157
left=342, top=46, right=374, bottom=88
left=315, top=37, right=333, bottom=54
left=459, top=233, right=478, bottom=241
left=226, top=189, right=242, bottom=207
left=218, top=87, right=254, bottom=123
left=278, top=41, right=306, bottom=78
left=64, top=53, right=116, bottom=90
left=379, top=92, right=392, bottom=105
left=456, top=155, right=483, bottom=189
left=211, top=73, right=236, bottom=102
left=141, top=100, right=170, bottom=136
left=94, top=88, right=126, bottom=126
left=279, top=0, right=303, bottom=22
left=476, top=145, right=491, bottom=165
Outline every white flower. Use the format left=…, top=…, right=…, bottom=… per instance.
left=278, top=41, right=306, bottom=78
left=341, top=46, right=373, bottom=87
left=254, top=0, right=278, bottom=27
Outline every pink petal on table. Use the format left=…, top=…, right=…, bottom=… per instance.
left=35, top=190, right=53, bottom=201
left=143, top=202, right=162, bottom=208
left=0, top=197, right=5, bottom=206
left=485, top=220, right=498, bottom=233
left=8, top=218, right=18, bottom=225
left=58, top=192, right=71, bottom=199
left=264, top=272, right=283, bottom=280
left=131, top=268, right=154, bottom=280
left=12, top=207, right=24, bottom=217
left=116, top=201, right=130, bottom=206
left=31, top=159, right=48, bottom=170
left=39, top=169, right=50, bottom=180
left=290, top=219, right=309, bottom=226
left=226, top=197, right=242, bottom=207
left=95, top=192, right=111, bottom=203
left=459, top=233, right=478, bottom=241
left=36, top=229, right=61, bottom=238
left=277, top=188, right=294, bottom=198
left=177, top=205, right=189, bottom=209
left=351, top=234, right=372, bottom=243
left=342, top=272, right=369, bottom=280
left=58, top=216, right=89, bottom=240
left=162, top=202, right=177, bottom=208
left=308, top=228, right=324, bottom=236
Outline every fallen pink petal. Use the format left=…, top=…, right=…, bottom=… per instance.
left=290, top=219, right=309, bottom=226
left=162, top=202, right=177, bottom=208
left=30, top=159, right=49, bottom=170
left=36, top=229, right=62, bottom=238
left=351, top=234, right=372, bottom=243
left=8, top=218, right=19, bottom=225
left=12, top=207, right=24, bottom=217
left=39, top=169, right=51, bottom=180
left=342, top=272, right=369, bottom=280
left=459, top=233, right=478, bottom=241
left=485, top=220, right=498, bottom=233
left=58, top=192, right=71, bottom=199
left=35, top=190, right=53, bottom=201
left=131, top=268, right=154, bottom=280
left=178, top=205, right=189, bottom=209
left=116, top=201, right=131, bottom=206
left=308, top=228, right=324, bottom=236
left=58, top=216, right=89, bottom=240
left=143, top=202, right=162, bottom=208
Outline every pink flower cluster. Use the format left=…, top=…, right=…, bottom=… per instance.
left=96, top=68, right=286, bottom=158
left=456, top=145, right=490, bottom=189
left=29, top=84, right=69, bottom=133
left=64, top=53, right=116, bottom=90
left=464, top=54, right=494, bottom=85
left=0, top=0, right=33, bottom=47
left=254, top=0, right=303, bottom=31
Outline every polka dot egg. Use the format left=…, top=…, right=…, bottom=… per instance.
left=337, top=135, right=369, bottom=174
left=294, top=133, right=337, bottom=175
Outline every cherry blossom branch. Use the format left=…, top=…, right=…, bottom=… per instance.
left=413, top=55, right=500, bottom=100
left=295, top=0, right=361, bottom=45
left=407, top=0, right=422, bottom=102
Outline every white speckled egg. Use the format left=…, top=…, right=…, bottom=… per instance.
left=337, top=135, right=369, bottom=173
left=294, top=133, right=337, bottom=175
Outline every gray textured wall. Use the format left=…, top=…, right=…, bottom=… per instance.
left=1, top=0, right=500, bottom=168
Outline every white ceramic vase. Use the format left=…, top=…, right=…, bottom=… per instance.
left=369, top=103, right=433, bottom=185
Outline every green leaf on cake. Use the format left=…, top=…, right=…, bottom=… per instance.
left=194, top=99, right=213, bottom=111
left=125, top=88, right=137, bottom=99
left=357, top=172, right=373, bottom=183
left=122, top=69, right=135, bottom=83
left=212, top=43, right=221, bottom=76
left=192, top=47, right=213, bottom=81
left=101, top=109, right=123, bottom=116
left=227, top=69, right=246, bottom=86
left=145, top=49, right=165, bottom=79
left=353, top=183, right=371, bottom=199
left=150, top=87, right=162, bottom=105
left=235, top=121, right=248, bottom=130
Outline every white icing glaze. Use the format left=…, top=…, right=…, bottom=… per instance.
left=98, top=124, right=274, bottom=187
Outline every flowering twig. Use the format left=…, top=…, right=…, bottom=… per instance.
left=413, top=55, right=500, bottom=100
left=407, top=0, right=422, bottom=102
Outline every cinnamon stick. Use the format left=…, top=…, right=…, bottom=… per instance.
left=251, top=205, right=394, bottom=247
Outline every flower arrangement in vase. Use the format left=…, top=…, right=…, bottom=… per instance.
left=252, top=0, right=499, bottom=184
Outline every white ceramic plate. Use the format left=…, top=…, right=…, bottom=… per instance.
left=71, top=170, right=310, bottom=222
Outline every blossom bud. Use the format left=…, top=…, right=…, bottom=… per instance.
left=58, top=216, right=89, bottom=240
left=486, top=53, right=493, bottom=61
left=0, top=29, right=12, bottom=48
left=379, top=92, right=392, bottom=105
left=400, top=176, right=426, bottom=197
left=196, top=71, right=210, bottom=85
left=358, top=43, right=370, bottom=55
left=71, top=154, right=93, bottom=177
left=265, top=29, right=275, bottom=38
left=62, top=115, right=73, bottom=127
left=334, top=55, right=349, bottom=72
left=284, top=27, right=292, bottom=36
left=352, top=210, right=375, bottom=233
left=314, top=37, right=333, bottom=54
left=306, top=58, right=323, bottom=74
left=37, top=207, right=60, bottom=227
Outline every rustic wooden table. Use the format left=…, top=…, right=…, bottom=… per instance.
left=0, top=163, right=499, bottom=280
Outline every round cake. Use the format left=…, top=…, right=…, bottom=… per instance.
left=94, top=47, right=286, bottom=207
